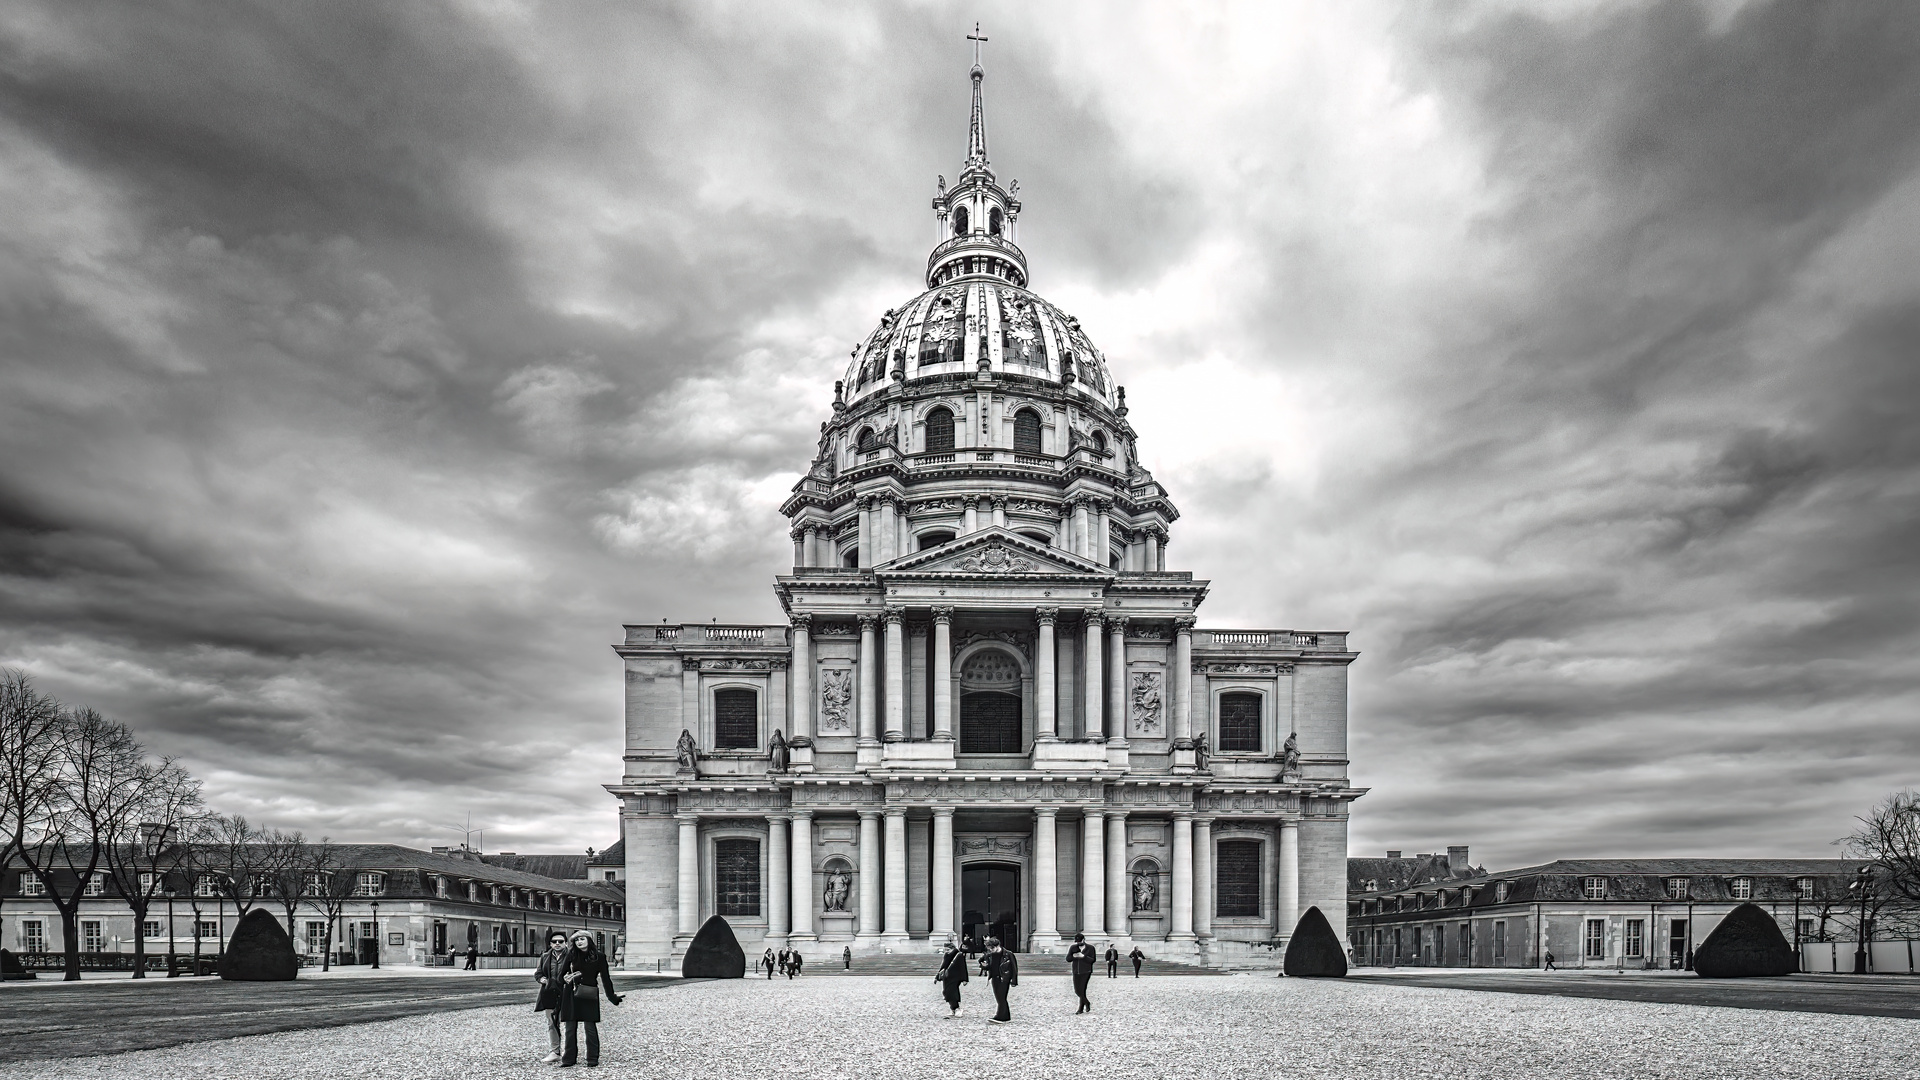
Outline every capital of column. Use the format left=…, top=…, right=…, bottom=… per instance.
left=676, top=812, right=701, bottom=824
left=931, top=806, right=955, bottom=819
left=1172, top=811, right=1194, bottom=823
left=1174, top=616, right=1197, bottom=632
left=1103, top=613, right=1128, bottom=631
left=682, top=656, right=703, bottom=671
left=789, top=613, right=813, bottom=630
left=789, top=527, right=806, bottom=542
left=857, top=614, right=879, bottom=632
left=932, top=606, right=954, bottom=624
left=804, top=523, right=820, bottom=537
left=883, top=806, right=907, bottom=821
left=766, top=811, right=792, bottom=823
left=857, top=494, right=874, bottom=510
left=1104, top=808, right=1129, bottom=822
left=1193, top=815, right=1215, bottom=827
left=857, top=808, right=881, bottom=821
left=1034, top=607, right=1058, bottom=626
left=883, top=606, right=906, bottom=625
left=990, top=494, right=1007, bottom=510
left=790, top=809, right=813, bottom=822
left=1033, top=806, right=1058, bottom=820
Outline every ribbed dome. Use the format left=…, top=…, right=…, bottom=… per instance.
left=841, top=280, right=1117, bottom=409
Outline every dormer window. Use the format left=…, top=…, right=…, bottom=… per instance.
left=1665, top=877, right=1688, bottom=900
left=1729, top=877, right=1753, bottom=900
left=1582, top=876, right=1607, bottom=900
left=1496, top=881, right=1510, bottom=903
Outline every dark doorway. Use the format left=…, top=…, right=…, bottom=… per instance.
left=432, top=921, right=446, bottom=955
left=961, top=863, right=1021, bottom=952
left=960, top=691, right=1022, bottom=753
left=1669, top=920, right=1688, bottom=970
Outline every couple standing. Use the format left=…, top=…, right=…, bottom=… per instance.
left=535, top=930, right=625, bottom=1067
left=936, top=936, right=1018, bottom=1023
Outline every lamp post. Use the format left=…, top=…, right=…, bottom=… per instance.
left=164, top=890, right=178, bottom=978
left=190, top=895, right=203, bottom=975
left=1848, top=865, right=1873, bottom=975
left=371, top=900, right=381, bottom=970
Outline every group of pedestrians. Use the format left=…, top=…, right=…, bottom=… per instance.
left=938, top=933, right=1148, bottom=1023
left=533, top=930, right=624, bottom=1068
left=758, top=945, right=807, bottom=978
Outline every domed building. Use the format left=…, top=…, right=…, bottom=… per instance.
left=609, top=52, right=1363, bottom=969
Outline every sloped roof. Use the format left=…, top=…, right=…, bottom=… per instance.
left=481, top=854, right=588, bottom=880
left=1347, top=854, right=1477, bottom=893
left=588, top=839, right=624, bottom=866
left=325, top=845, right=624, bottom=900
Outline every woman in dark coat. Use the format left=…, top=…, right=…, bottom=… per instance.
left=559, top=931, right=623, bottom=1067
left=934, top=943, right=969, bottom=1018
left=534, top=931, right=571, bottom=1063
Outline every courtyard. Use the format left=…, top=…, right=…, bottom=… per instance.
left=3, top=973, right=1915, bottom=1079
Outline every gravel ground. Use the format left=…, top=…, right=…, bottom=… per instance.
left=11, top=974, right=1916, bottom=1079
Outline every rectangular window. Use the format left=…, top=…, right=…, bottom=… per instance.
left=1459, top=923, right=1472, bottom=963
left=1625, top=919, right=1644, bottom=958
left=195, top=876, right=220, bottom=898
left=714, top=838, right=761, bottom=917
left=1495, top=881, right=1510, bottom=903
left=435, top=877, right=448, bottom=898
left=1216, top=693, right=1262, bottom=753
left=355, top=872, right=385, bottom=897
left=139, top=872, right=157, bottom=894
left=1582, top=877, right=1607, bottom=900
left=83, top=874, right=105, bottom=897
left=713, top=688, right=759, bottom=750
left=1584, top=918, right=1606, bottom=960
left=21, top=920, right=46, bottom=952
left=303, top=872, right=327, bottom=897
left=144, top=920, right=165, bottom=939
left=21, top=872, right=44, bottom=896
left=1215, top=840, right=1262, bottom=918
left=1492, top=921, right=1507, bottom=964
left=195, top=920, right=218, bottom=941
left=81, top=920, right=104, bottom=952
left=1730, top=877, right=1752, bottom=900
left=1796, top=918, right=1815, bottom=942
left=305, top=921, right=328, bottom=954
left=1665, top=877, right=1688, bottom=900
left=1796, top=877, right=1815, bottom=900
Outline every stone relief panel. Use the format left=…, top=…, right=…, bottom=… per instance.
left=700, top=658, right=773, bottom=672
left=1128, top=669, right=1164, bottom=738
left=957, top=630, right=1031, bottom=660
left=950, top=544, right=1038, bottom=573
left=1196, top=791, right=1303, bottom=814
left=790, top=784, right=885, bottom=808
left=890, top=779, right=1102, bottom=805
left=1194, top=662, right=1295, bottom=675
left=818, top=667, right=854, bottom=732
left=956, top=836, right=1030, bottom=859
left=676, top=789, right=789, bottom=812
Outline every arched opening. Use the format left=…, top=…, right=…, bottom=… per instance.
left=1012, top=409, right=1042, bottom=455
left=842, top=548, right=859, bottom=568
left=1091, top=429, right=1109, bottom=454
left=924, top=407, right=955, bottom=453
left=958, top=648, right=1022, bottom=753
left=917, top=530, right=956, bottom=551
left=989, top=207, right=1004, bottom=236
left=713, top=688, right=758, bottom=749
left=952, top=206, right=969, bottom=236
left=961, top=862, right=1020, bottom=951
left=857, top=427, right=877, bottom=452
left=1218, top=691, right=1261, bottom=752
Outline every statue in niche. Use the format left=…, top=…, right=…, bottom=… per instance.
left=768, top=729, right=789, bottom=773
left=823, top=867, right=852, bottom=912
left=1194, top=732, right=1210, bottom=771
left=674, top=729, right=698, bottom=772
left=819, top=668, right=854, bottom=732
left=1132, top=870, right=1158, bottom=913
left=1281, top=731, right=1301, bottom=778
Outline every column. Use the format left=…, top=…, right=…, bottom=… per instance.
left=1278, top=820, right=1300, bottom=939
left=932, top=608, right=954, bottom=741
left=1034, top=609, right=1057, bottom=740
left=1084, top=614, right=1104, bottom=740
left=767, top=815, right=791, bottom=944
left=1081, top=810, right=1105, bottom=940
left=676, top=815, right=699, bottom=937
left=1193, top=816, right=1214, bottom=940
left=1071, top=500, right=1090, bottom=557
left=1170, top=813, right=1195, bottom=941
left=883, top=808, right=909, bottom=940
left=1173, top=618, right=1194, bottom=743
left=963, top=499, right=979, bottom=534
left=1105, top=810, right=1129, bottom=936
left=857, top=615, right=879, bottom=745
left=856, top=810, right=881, bottom=940
left=1107, top=616, right=1127, bottom=744
left=877, top=497, right=898, bottom=564
left=931, top=808, right=955, bottom=942
left=1033, top=808, right=1058, bottom=942
left=897, top=501, right=910, bottom=558
left=804, top=524, right=820, bottom=567
left=991, top=495, right=1007, bottom=529
left=789, top=615, right=812, bottom=742
left=790, top=812, right=815, bottom=940
left=883, top=608, right=906, bottom=742
left=1095, top=500, right=1112, bottom=564
left=1144, top=528, right=1159, bottom=571
left=857, top=496, right=873, bottom=567
left=791, top=528, right=805, bottom=567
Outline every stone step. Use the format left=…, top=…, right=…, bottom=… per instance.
left=758, top=952, right=1224, bottom=977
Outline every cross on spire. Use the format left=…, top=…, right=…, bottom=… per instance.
left=967, top=22, right=988, bottom=69
left=965, top=24, right=989, bottom=165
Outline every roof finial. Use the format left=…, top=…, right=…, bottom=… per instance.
left=965, top=23, right=989, bottom=165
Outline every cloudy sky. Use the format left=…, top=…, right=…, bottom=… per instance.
left=2, top=0, right=1916, bottom=867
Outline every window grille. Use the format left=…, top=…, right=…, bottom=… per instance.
left=82, top=920, right=104, bottom=952
left=21, top=920, right=45, bottom=952
left=713, top=689, right=759, bottom=749
left=1664, top=877, right=1688, bottom=900
left=21, top=872, right=44, bottom=896
left=1729, top=877, right=1752, bottom=900
left=1584, top=918, right=1606, bottom=959
left=1796, top=877, right=1815, bottom=900
left=1217, top=693, right=1262, bottom=752
left=1625, top=919, right=1645, bottom=958
left=143, top=920, right=165, bottom=939
left=195, top=876, right=220, bottom=898
left=84, top=874, right=105, bottom=897
left=1582, top=876, right=1607, bottom=900
left=1013, top=409, right=1042, bottom=455
left=925, top=408, right=955, bottom=453
left=714, top=838, right=761, bottom=917
left=355, top=872, right=385, bottom=897
left=1215, top=840, right=1261, bottom=918
left=857, top=427, right=876, bottom=452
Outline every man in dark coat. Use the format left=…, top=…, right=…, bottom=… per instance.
left=935, top=943, right=969, bottom=1018
left=534, top=931, right=570, bottom=1063
left=464, top=943, right=478, bottom=970
left=1105, top=944, right=1120, bottom=978
left=1128, top=946, right=1145, bottom=977
left=1066, top=933, right=1097, bottom=1014
left=559, top=932, right=624, bottom=1068
left=982, top=937, right=1018, bottom=1024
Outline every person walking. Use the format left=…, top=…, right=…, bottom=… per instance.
left=1128, top=946, right=1145, bottom=977
left=559, top=930, right=623, bottom=1068
left=534, top=931, right=570, bottom=1064
left=935, top=943, right=969, bottom=1018
left=1543, top=950, right=1557, bottom=971
left=1105, top=944, right=1120, bottom=979
left=843, top=945, right=852, bottom=971
left=464, top=942, right=478, bottom=970
left=777, top=946, right=792, bottom=978
left=982, top=937, right=1018, bottom=1025
left=761, top=948, right=776, bottom=979
left=1067, top=933, right=1097, bottom=1014
left=791, top=950, right=804, bottom=978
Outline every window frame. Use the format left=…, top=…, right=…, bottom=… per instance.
left=1214, top=839, right=1263, bottom=919
left=712, top=837, right=762, bottom=919
left=21, top=871, right=44, bottom=897
left=1665, top=876, right=1689, bottom=900
left=1796, top=877, right=1815, bottom=901
left=81, top=919, right=105, bottom=952
left=924, top=407, right=956, bottom=454
left=354, top=871, right=386, bottom=898
left=1582, top=876, right=1607, bottom=900
left=1584, top=918, right=1606, bottom=960
left=1625, top=918, right=1645, bottom=958
left=1729, top=877, right=1753, bottom=900
left=1012, top=408, right=1043, bottom=455
left=1215, top=690, right=1264, bottom=754
left=711, top=686, right=761, bottom=751
left=21, top=919, right=46, bottom=953
left=143, top=919, right=165, bottom=939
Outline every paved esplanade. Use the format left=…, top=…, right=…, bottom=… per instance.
left=1358, top=969, right=1920, bottom=1020
left=4, top=976, right=1914, bottom=1079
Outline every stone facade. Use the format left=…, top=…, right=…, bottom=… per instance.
left=609, top=57, right=1363, bottom=968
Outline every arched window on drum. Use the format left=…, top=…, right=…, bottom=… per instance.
left=989, top=207, right=1004, bottom=236
left=952, top=206, right=970, bottom=236
left=856, top=427, right=877, bottom=453
left=1013, top=409, right=1042, bottom=455
left=924, top=407, right=955, bottom=454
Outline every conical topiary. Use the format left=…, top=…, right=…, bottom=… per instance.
left=1282, top=906, right=1348, bottom=977
left=1692, top=902, right=1797, bottom=978
left=682, top=914, right=746, bottom=978
left=219, top=908, right=300, bottom=981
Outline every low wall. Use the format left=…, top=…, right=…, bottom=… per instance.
left=1798, top=940, right=1920, bottom=974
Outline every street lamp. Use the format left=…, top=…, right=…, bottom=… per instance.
left=1848, top=865, right=1874, bottom=975
left=164, top=889, right=178, bottom=978
left=371, top=900, right=381, bottom=970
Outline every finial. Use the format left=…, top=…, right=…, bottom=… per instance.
left=1117, top=386, right=1128, bottom=416
left=967, top=22, right=988, bottom=70
left=965, top=24, right=989, bottom=165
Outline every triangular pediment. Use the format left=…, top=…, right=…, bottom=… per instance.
left=880, top=527, right=1112, bottom=578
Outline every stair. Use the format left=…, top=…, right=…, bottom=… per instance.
left=766, top=952, right=1224, bottom=977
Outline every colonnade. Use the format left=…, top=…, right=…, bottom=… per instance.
left=786, top=497, right=1169, bottom=571
left=673, top=809, right=1304, bottom=949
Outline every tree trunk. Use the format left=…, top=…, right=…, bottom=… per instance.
left=130, top=900, right=148, bottom=978
left=59, top=906, right=81, bottom=981
left=322, top=927, right=333, bottom=972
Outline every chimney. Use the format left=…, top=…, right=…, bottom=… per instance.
left=498, top=852, right=516, bottom=857
left=1386, top=850, right=1402, bottom=859
left=431, top=846, right=449, bottom=855
left=1448, top=845, right=1470, bottom=873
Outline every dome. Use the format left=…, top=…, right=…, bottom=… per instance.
left=840, top=280, right=1118, bottom=409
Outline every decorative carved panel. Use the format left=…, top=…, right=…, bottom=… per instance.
left=1128, top=670, right=1164, bottom=738
left=818, top=668, right=854, bottom=732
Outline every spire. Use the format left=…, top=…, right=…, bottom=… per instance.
left=966, top=23, right=989, bottom=166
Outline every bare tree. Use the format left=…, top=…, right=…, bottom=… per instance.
left=301, top=838, right=360, bottom=971
left=98, top=763, right=205, bottom=978
left=16, top=707, right=148, bottom=980
left=260, top=827, right=313, bottom=944
left=0, top=671, right=67, bottom=937
left=194, top=813, right=272, bottom=920
left=1848, top=790, right=1920, bottom=905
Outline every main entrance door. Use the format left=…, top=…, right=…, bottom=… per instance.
left=961, top=863, right=1021, bottom=952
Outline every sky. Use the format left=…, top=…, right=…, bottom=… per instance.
left=1, top=0, right=1916, bottom=868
